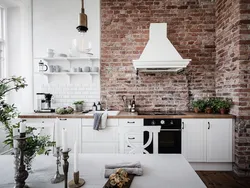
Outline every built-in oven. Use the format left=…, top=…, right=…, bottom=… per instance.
left=144, top=119, right=182, bottom=154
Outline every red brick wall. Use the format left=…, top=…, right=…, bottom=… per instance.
left=215, top=0, right=250, bottom=176
left=101, top=0, right=216, bottom=111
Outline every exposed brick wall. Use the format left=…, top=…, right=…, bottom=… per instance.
left=215, top=0, right=250, bottom=176
left=101, top=0, right=216, bottom=111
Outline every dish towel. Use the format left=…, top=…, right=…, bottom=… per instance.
left=104, top=161, right=143, bottom=178
left=100, top=110, right=108, bottom=129
left=93, top=113, right=103, bottom=130
left=105, top=161, right=141, bottom=169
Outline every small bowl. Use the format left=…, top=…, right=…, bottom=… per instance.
left=58, top=53, right=67, bottom=57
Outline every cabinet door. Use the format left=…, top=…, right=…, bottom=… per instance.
left=182, top=119, right=206, bottom=162
left=25, top=118, right=55, bottom=141
left=206, top=119, right=232, bottom=162
left=57, top=118, right=80, bottom=150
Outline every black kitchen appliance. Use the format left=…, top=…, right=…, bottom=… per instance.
left=35, top=93, right=55, bottom=113
left=143, top=118, right=182, bottom=154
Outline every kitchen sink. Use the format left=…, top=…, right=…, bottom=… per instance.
left=84, top=111, right=120, bottom=116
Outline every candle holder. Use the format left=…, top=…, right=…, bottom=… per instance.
left=14, top=135, right=29, bottom=188
left=68, top=171, right=85, bottom=188
left=14, top=148, right=20, bottom=176
left=51, top=147, right=65, bottom=184
left=61, top=148, right=71, bottom=188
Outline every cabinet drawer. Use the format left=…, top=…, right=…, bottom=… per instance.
left=125, top=133, right=143, bottom=143
left=24, top=118, right=55, bottom=124
left=119, top=119, right=143, bottom=126
left=81, top=127, right=118, bottom=142
left=124, top=143, right=143, bottom=154
left=81, top=143, right=118, bottom=153
left=82, top=118, right=118, bottom=127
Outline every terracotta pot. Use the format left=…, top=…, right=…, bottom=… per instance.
left=205, top=107, right=212, bottom=114
left=220, top=108, right=228, bottom=114
left=194, top=107, right=199, bottom=113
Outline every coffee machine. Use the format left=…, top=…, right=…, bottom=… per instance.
left=35, top=93, right=55, bottom=113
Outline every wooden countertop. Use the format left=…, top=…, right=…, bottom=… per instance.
left=19, top=111, right=235, bottom=119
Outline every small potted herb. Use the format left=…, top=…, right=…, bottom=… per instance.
left=73, top=100, right=84, bottom=112
left=204, top=98, right=215, bottom=114
left=217, top=98, right=232, bottom=114
left=192, top=99, right=206, bottom=113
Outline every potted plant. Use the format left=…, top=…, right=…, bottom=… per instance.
left=204, top=98, right=216, bottom=114
left=0, top=76, right=55, bottom=171
left=73, top=100, right=84, bottom=112
left=192, top=99, right=206, bottom=113
left=216, top=98, right=233, bottom=114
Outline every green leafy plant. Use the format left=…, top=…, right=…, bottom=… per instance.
left=0, top=76, right=54, bottom=171
left=214, top=98, right=233, bottom=114
left=73, top=100, right=84, bottom=105
left=192, top=99, right=206, bottom=113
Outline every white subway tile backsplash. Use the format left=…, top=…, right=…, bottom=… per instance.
left=39, top=80, right=100, bottom=110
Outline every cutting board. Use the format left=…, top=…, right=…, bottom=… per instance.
left=103, top=174, right=135, bottom=188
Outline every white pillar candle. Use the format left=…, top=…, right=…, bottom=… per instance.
left=62, top=128, right=68, bottom=152
left=55, top=118, right=60, bottom=147
left=74, top=140, right=79, bottom=172
left=20, top=122, right=26, bottom=133
left=13, top=128, right=19, bottom=148
left=88, top=42, right=92, bottom=49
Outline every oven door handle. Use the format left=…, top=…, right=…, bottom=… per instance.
left=160, top=129, right=181, bottom=131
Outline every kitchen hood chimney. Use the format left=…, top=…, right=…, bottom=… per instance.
left=133, top=23, right=191, bottom=72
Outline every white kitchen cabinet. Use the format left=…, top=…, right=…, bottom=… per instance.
left=182, top=118, right=233, bottom=163
left=24, top=118, right=81, bottom=150
left=119, top=118, right=143, bottom=154
left=57, top=118, right=81, bottom=150
left=24, top=118, right=55, bottom=141
left=81, top=118, right=119, bottom=153
left=182, top=119, right=206, bottom=162
left=206, top=119, right=232, bottom=162
left=118, top=119, right=143, bottom=126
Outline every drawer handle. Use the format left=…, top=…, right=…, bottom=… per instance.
left=182, top=122, right=184, bottom=129
left=127, top=121, right=135, bottom=124
left=208, top=122, right=210, bottom=129
left=60, top=118, right=67, bottom=121
left=128, top=137, right=135, bottom=140
left=127, top=145, right=131, bottom=148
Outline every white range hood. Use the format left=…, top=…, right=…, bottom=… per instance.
left=133, top=23, right=191, bottom=72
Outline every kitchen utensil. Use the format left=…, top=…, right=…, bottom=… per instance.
left=39, top=60, right=48, bottom=72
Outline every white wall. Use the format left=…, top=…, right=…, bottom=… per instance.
left=4, top=0, right=33, bottom=113
left=6, top=7, right=22, bottom=109
left=33, top=0, right=101, bottom=111
left=33, top=0, right=100, bottom=57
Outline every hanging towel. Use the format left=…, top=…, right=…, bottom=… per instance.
left=100, top=110, right=108, bottom=129
left=93, top=113, right=103, bottom=130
